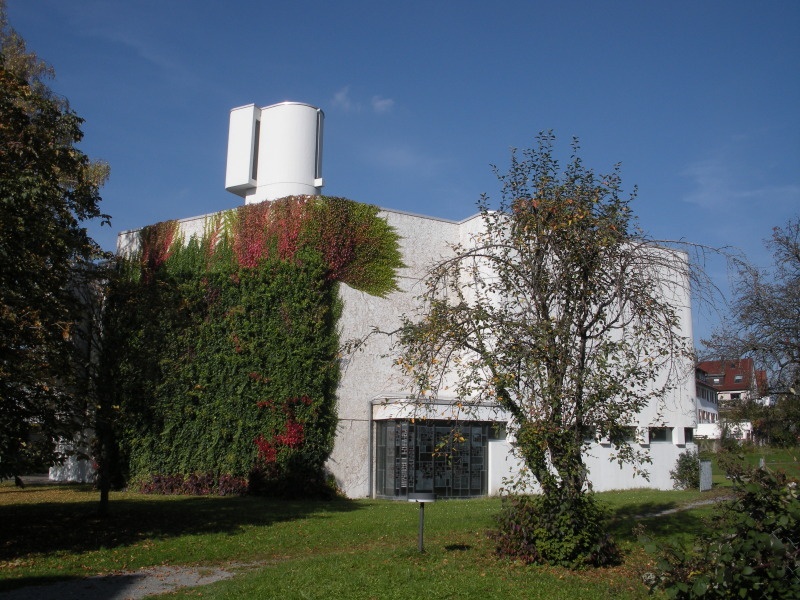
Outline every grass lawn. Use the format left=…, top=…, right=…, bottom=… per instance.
left=0, top=481, right=727, bottom=600
left=738, top=446, right=800, bottom=476
left=701, top=445, right=800, bottom=486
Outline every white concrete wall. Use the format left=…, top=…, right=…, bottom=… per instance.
left=330, top=208, right=464, bottom=496
left=585, top=439, right=696, bottom=491
left=488, top=439, right=518, bottom=495
left=117, top=204, right=701, bottom=498
left=49, top=436, right=96, bottom=483
left=484, top=437, right=695, bottom=494
left=331, top=211, right=700, bottom=497
left=117, top=212, right=214, bottom=256
left=49, top=455, right=95, bottom=483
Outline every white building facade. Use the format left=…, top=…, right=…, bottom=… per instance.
left=113, top=102, right=700, bottom=497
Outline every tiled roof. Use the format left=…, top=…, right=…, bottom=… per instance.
left=696, top=358, right=766, bottom=393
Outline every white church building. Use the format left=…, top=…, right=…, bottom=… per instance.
left=112, top=101, right=699, bottom=499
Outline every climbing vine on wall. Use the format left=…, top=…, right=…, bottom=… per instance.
left=138, top=219, right=179, bottom=274
left=103, top=196, right=402, bottom=496
left=230, top=196, right=403, bottom=296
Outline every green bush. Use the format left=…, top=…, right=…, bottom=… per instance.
left=137, top=473, right=248, bottom=496
left=643, top=454, right=800, bottom=599
left=670, top=449, right=700, bottom=490
left=491, top=491, right=621, bottom=568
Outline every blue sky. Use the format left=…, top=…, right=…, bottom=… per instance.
left=7, top=0, right=799, bottom=343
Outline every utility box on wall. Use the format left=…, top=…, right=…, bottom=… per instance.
left=225, top=102, right=324, bottom=204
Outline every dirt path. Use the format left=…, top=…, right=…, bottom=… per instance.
left=0, top=564, right=239, bottom=600
left=635, top=495, right=733, bottom=519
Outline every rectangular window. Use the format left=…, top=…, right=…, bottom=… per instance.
left=649, top=427, right=672, bottom=443
left=251, top=119, right=261, bottom=181
left=315, top=111, right=323, bottom=179
left=375, top=420, right=490, bottom=499
left=684, top=428, right=694, bottom=443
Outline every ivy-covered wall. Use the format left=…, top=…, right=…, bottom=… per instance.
left=103, top=196, right=402, bottom=495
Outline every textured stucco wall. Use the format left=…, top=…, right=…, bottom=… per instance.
left=329, top=208, right=465, bottom=497
left=328, top=209, right=700, bottom=497
left=116, top=204, right=701, bottom=497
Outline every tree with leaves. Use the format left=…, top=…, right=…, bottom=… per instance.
left=397, top=133, right=693, bottom=565
left=0, top=1, right=110, bottom=479
left=704, top=217, right=800, bottom=446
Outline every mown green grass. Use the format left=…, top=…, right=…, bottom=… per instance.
left=701, top=445, right=800, bottom=486
left=739, top=446, right=800, bottom=476
left=0, top=482, right=731, bottom=599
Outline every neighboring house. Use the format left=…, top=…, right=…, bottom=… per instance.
left=114, top=102, right=700, bottom=498
left=696, top=358, right=766, bottom=407
left=694, top=366, right=721, bottom=440
left=696, top=358, right=769, bottom=442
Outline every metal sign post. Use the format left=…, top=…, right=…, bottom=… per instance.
left=408, top=492, right=436, bottom=552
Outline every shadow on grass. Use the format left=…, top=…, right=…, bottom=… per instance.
left=0, top=491, right=359, bottom=563
left=609, top=501, right=680, bottom=520
left=607, top=502, right=708, bottom=543
left=444, top=544, right=472, bottom=551
left=0, top=567, right=239, bottom=600
left=0, top=575, right=83, bottom=599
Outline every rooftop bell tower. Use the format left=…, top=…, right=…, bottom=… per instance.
left=224, top=101, right=324, bottom=204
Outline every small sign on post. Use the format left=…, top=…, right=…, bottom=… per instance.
left=408, top=492, right=436, bottom=552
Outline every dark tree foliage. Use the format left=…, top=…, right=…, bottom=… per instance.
left=0, top=3, right=109, bottom=478
left=704, top=218, right=800, bottom=445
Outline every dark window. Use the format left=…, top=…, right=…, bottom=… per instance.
left=375, top=420, right=489, bottom=499
left=315, top=111, right=323, bottom=179
left=684, top=428, right=694, bottom=443
left=251, top=119, right=261, bottom=181
left=649, top=427, right=672, bottom=443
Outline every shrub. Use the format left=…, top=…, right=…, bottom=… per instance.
left=643, top=454, right=800, bottom=599
left=217, top=474, right=249, bottom=496
left=137, top=473, right=248, bottom=496
left=491, top=491, right=621, bottom=568
left=670, top=449, right=700, bottom=490
left=247, top=465, right=339, bottom=500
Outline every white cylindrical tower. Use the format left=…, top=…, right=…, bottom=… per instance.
left=225, top=101, right=324, bottom=204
